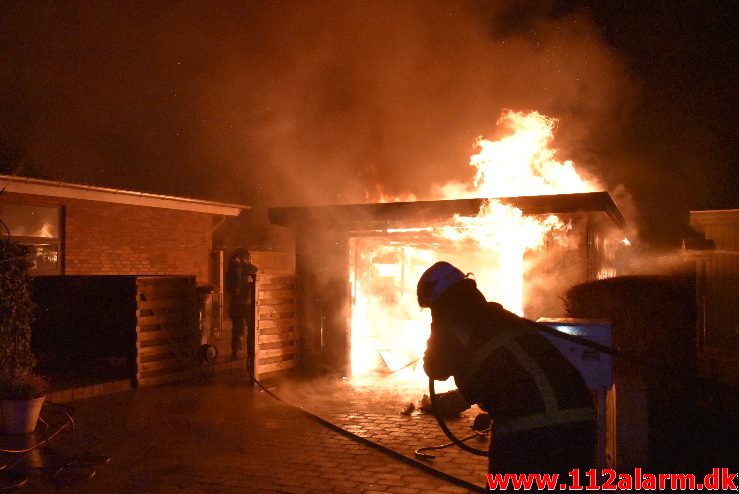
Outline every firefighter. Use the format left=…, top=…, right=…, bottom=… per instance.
left=418, top=261, right=596, bottom=482
left=226, top=247, right=258, bottom=362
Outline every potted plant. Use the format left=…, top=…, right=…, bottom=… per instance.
left=0, top=238, right=48, bottom=433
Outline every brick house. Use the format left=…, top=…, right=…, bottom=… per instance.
left=0, top=174, right=246, bottom=280
left=0, top=174, right=254, bottom=390
left=0, top=174, right=301, bottom=389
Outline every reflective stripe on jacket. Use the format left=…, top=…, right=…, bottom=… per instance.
left=439, top=311, right=595, bottom=437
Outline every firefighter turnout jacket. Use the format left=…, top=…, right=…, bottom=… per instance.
left=424, top=300, right=595, bottom=437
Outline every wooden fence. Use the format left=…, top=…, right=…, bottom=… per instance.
left=135, top=276, right=200, bottom=387
left=253, top=273, right=298, bottom=380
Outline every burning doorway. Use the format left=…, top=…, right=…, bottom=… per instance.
left=270, top=191, right=625, bottom=383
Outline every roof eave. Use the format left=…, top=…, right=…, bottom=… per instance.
left=0, top=174, right=248, bottom=216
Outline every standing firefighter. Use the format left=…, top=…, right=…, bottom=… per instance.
left=418, top=261, right=596, bottom=482
left=226, top=248, right=258, bottom=362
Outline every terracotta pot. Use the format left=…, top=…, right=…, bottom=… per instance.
left=1, top=396, right=45, bottom=434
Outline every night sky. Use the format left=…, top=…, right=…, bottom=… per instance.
left=1, top=1, right=736, bottom=247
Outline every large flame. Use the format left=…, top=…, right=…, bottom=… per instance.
left=471, top=110, right=597, bottom=197
left=350, top=110, right=599, bottom=385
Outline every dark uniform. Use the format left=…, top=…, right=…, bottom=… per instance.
left=226, top=250, right=258, bottom=362
left=420, top=264, right=595, bottom=483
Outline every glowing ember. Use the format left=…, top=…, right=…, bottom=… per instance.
left=350, top=109, right=602, bottom=386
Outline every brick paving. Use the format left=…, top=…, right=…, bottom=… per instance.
left=274, top=375, right=490, bottom=488
left=1, top=374, right=481, bottom=493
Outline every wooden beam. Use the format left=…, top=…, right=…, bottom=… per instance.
left=268, top=191, right=626, bottom=229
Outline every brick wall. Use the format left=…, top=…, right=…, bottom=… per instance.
left=2, top=193, right=213, bottom=283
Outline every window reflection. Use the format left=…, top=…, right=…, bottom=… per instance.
left=0, top=203, right=62, bottom=275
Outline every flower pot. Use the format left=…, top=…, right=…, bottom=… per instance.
left=1, top=396, right=45, bottom=434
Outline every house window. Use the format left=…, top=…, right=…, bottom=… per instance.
left=0, top=203, right=63, bottom=275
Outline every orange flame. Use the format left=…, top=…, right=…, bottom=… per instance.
left=350, top=110, right=599, bottom=385
left=470, top=110, right=598, bottom=197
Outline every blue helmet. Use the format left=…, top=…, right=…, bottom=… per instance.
left=417, top=261, right=466, bottom=308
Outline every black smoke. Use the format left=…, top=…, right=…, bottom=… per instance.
left=1, top=1, right=736, bottom=246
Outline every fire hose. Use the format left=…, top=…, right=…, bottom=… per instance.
left=0, top=400, right=111, bottom=490
left=417, top=317, right=693, bottom=464
left=420, top=320, right=626, bottom=461
left=417, top=377, right=489, bottom=459
left=246, top=319, right=650, bottom=487
left=245, top=364, right=485, bottom=492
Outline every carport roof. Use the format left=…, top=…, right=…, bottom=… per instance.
left=269, top=191, right=626, bottom=230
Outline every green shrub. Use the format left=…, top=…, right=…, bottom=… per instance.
left=0, top=239, right=42, bottom=398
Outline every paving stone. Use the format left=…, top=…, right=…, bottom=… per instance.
left=387, top=487, right=422, bottom=494
left=375, top=472, right=403, bottom=480
left=281, top=375, right=489, bottom=488
left=15, top=374, right=478, bottom=493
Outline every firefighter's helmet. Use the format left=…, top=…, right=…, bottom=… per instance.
left=417, top=261, right=466, bottom=308
left=233, top=247, right=250, bottom=260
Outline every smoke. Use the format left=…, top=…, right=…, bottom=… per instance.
left=7, top=1, right=730, bottom=249
left=215, top=1, right=638, bottom=208
left=0, top=1, right=637, bottom=209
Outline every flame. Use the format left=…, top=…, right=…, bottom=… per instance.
left=350, top=110, right=599, bottom=387
left=470, top=111, right=597, bottom=197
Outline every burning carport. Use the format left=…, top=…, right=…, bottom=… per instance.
left=269, top=191, right=626, bottom=378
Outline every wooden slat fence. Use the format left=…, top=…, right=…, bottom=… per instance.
left=253, top=273, right=298, bottom=380
left=135, top=276, right=200, bottom=387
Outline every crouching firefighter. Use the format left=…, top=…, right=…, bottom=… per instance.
left=418, top=261, right=596, bottom=483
